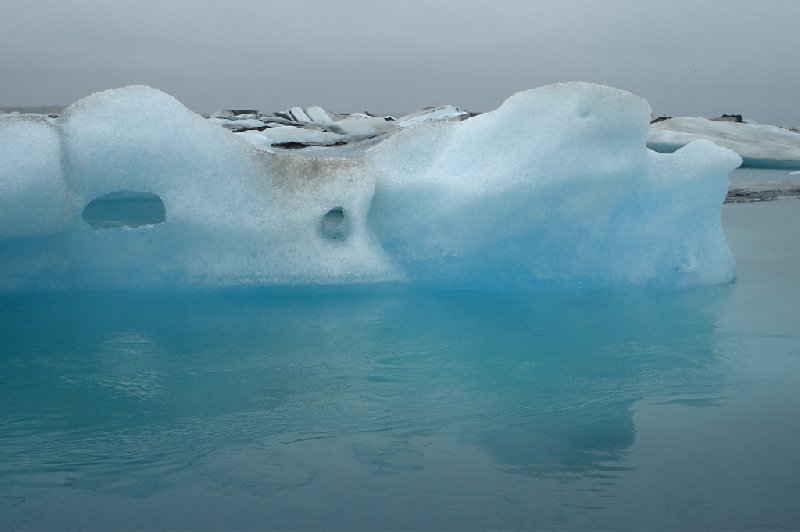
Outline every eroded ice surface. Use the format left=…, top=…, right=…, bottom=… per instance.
left=0, top=83, right=741, bottom=291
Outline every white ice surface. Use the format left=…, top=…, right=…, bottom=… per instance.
left=0, top=83, right=741, bottom=290
left=369, top=83, right=740, bottom=287
left=0, top=115, right=69, bottom=238
left=235, top=130, right=276, bottom=153
left=304, top=106, right=335, bottom=125
left=288, top=106, right=311, bottom=123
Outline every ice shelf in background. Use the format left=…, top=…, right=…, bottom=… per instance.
left=210, top=105, right=469, bottom=150
left=0, top=83, right=741, bottom=291
left=648, top=117, right=800, bottom=169
left=726, top=181, right=800, bottom=203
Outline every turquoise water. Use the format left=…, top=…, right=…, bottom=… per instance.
left=1, top=200, right=799, bottom=529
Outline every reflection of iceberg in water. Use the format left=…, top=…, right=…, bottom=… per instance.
left=396, top=288, right=727, bottom=477
left=0, top=83, right=741, bottom=290
left=0, top=285, right=727, bottom=511
left=2, top=207, right=799, bottom=529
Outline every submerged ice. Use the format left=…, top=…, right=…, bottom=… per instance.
left=0, top=83, right=741, bottom=290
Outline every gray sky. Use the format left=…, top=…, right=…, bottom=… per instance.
left=1, top=0, right=798, bottom=124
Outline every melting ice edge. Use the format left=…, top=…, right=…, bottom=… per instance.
left=0, top=83, right=743, bottom=291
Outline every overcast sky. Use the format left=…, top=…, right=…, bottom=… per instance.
left=1, top=0, right=798, bottom=124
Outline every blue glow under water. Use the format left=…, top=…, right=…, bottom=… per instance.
left=1, top=201, right=799, bottom=530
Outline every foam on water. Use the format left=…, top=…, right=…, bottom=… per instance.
left=0, top=83, right=741, bottom=290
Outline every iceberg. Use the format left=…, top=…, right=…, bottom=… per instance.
left=648, top=117, right=800, bottom=169
left=0, top=83, right=741, bottom=291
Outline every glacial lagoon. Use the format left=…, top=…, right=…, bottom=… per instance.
left=1, top=197, right=799, bottom=530
left=2, top=82, right=799, bottom=529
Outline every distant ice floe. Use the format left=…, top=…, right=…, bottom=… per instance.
left=0, top=83, right=741, bottom=291
left=212, top=102, right=800, bottom=172
left=726, top=181, right=800, bottom=203
left=648, top=117, right=800, bottom=169
left=214, top=104, right=469, bottom=152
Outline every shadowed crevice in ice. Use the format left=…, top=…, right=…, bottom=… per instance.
left=320, top=207, right=350, bottom=241
left=82, top=190, right=166, bottom=230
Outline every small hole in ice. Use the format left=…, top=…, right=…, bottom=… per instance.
left=82, top=190, right=166, bottom=230
left=320, top=207, right=349, bottom=241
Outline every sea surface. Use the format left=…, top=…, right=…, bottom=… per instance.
left=1, top=198, right=799, bottom=530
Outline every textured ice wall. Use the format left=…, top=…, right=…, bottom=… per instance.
left=0, top=115, right=67, bottom=238
left=368, top=83, right=741, bottom=286
left=0, top=83, right=740, bottom=290
left=1, top=86, right=400, bottom=289
left=0, top=115, right=72, bottom=290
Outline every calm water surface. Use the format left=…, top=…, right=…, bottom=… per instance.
left=1, top=201, right=799, bottom=530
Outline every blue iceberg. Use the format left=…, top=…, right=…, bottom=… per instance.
left=0, top=83, right=741, bottom=290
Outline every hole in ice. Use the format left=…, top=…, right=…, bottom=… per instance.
left=320, top=207, right=349, bottom=241
left=82, top=190, right=166, bottom=230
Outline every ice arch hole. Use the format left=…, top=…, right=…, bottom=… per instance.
left=82, top=190, right=166, bottom=230
left=320, top=207, right=350, bottom=241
